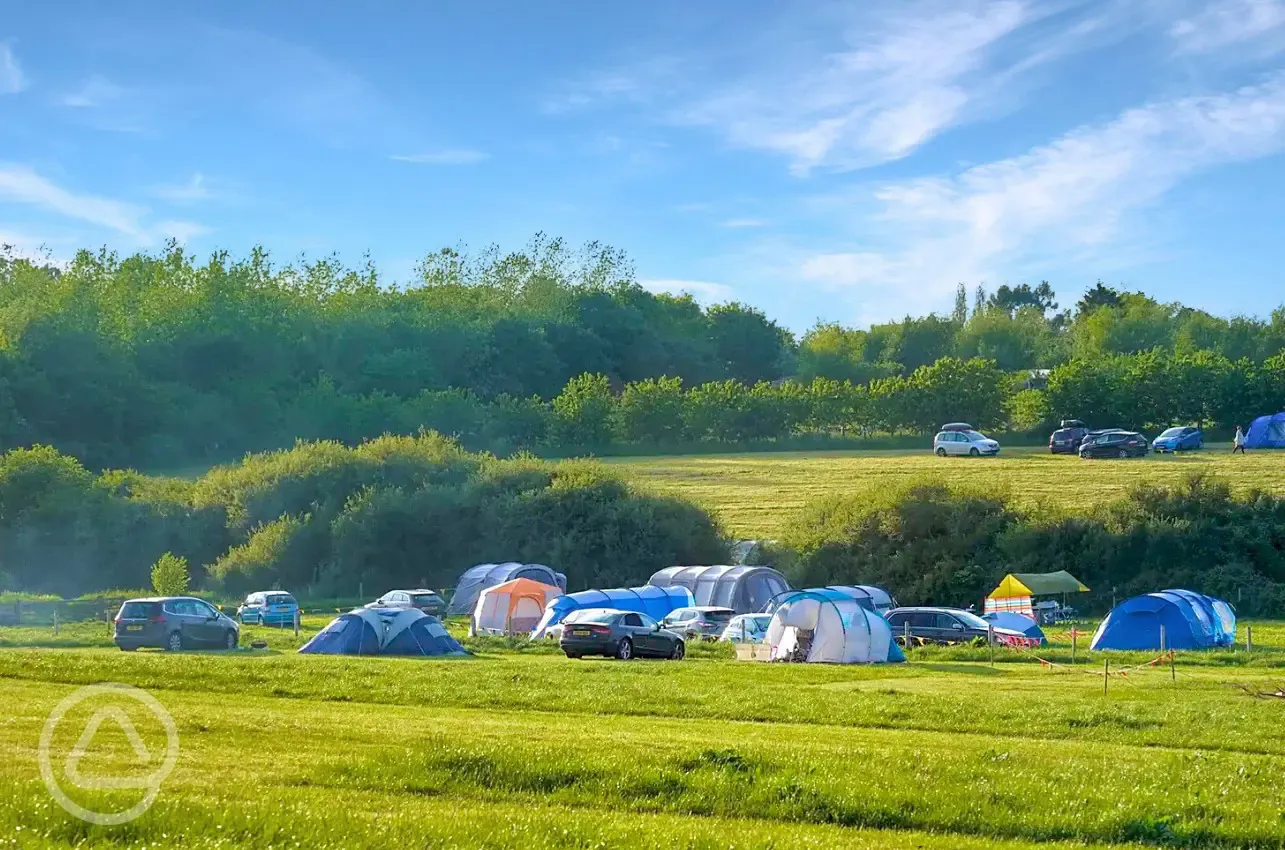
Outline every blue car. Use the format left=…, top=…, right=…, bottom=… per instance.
left=238, top=591, right=299, bottom=626
left=1152, top=426, right=1203, bottom=453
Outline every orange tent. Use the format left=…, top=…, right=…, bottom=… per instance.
left=469, top=577, right=562, bottom=636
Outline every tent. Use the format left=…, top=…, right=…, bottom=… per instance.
left=647, top=565, right=790, bottom=614
left=1245, top=412, right=1285, bottom=448
left=762, top=584, right=896, bottom=615
left=763, top=589, right=904, bottom=664
left=1090, top=590, right=1235, bottom=651
left=530, top=585, right=694, bottom=639
left=982, top=612, right=1046, bottom=644
left=470, top=578, right=562, bottom=636
left=448, top=563, right=567, bottom=615
left=985, top=571, right=1089, bottom=620
left=299, top=608, right=469, bottom=657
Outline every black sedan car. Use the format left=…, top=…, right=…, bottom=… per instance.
left=559, top=608, right=686, bottom=660
left=885, top=607, right=1025, bottom=646
left=1079, top=430, right=1148, bottom=458
left=1048, top=419, right=1089, bottom=454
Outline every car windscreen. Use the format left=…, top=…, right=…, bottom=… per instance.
left=964, top=431, right=988, bottom=441
left=265, top=594, right=295, bottom=606
left=1158, top=428, right=1184, bottom=438
left=955, top=611, right=992, bottom=630
left=119, top=601, right=160, bottom=619
left=701, top=610, right=734, bottom=623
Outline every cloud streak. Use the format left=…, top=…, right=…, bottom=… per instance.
left=1171, top=0, right=1285, bottom=55
left=640, top=278, right=735, bottom=303
left=0, top=44, right=25, bottom=94
left=390, top=149, right=488, bottom=165
left=798, top=73, right=1285, bottom=316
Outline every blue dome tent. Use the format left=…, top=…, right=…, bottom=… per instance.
left=762, top=589, right=904, bottom=664
left=1245, top=412, right=1285, bottom=448
left=648, top=565, right=790, bottom=614
left=1091, top=591, right=1235, bottom=651
left=448, top=563, right=567, bottom=615
left=982, top=612, right=1046, bottom=644
left=298, top=609, right=383, bottom=655
left=299, top=608, right=469, bottom=657
left=530, top=585, right=694, bottom=639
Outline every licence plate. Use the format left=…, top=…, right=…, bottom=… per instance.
left=126, top=624, right=142, bottom=632
left=571, top=628, right=591, bottom=636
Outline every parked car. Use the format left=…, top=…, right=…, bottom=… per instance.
left=559, top=608, right=686, bottom=660
left=934, top=429, right=1000, bottom=456
left=368, top=589, right=446, bottom=616
left=1079, top=430, right=1148, bottom=458
left=660, top=606, right=736, bottom=640
left=1048, top=419, right=1090, bottom=454
left=885, top=607, right=1024, bottom=645
left=237, top=591, right=299, bottom=626
left=114, top=596, right=239, bottom=652
left=720, top=613, right=772, bottom=643
left=1152, top=426, right=1203, bottom=453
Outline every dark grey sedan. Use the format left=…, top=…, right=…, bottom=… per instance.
left=114, top=597, right=240, bottom=652
left=559, top=608, right=686, bottom=660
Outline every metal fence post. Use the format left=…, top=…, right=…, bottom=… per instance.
left=1160, top=624, right=1166, bottom=655
left=53, top=610, right=59, bottom=635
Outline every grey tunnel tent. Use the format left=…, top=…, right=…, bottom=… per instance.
left=448, top=563, right=567, bottom=615
left=647, top=565, right=790, bottom=614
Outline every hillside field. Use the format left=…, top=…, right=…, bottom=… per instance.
left=2, top=619, right=1283, bottom=849
left=609, top=445, right=1285, bottom=538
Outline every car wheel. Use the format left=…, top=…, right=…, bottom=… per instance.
left=166, top=631, right=183, bottom=652
left=564, top=651, right=581, bottom=659
left=670, top=641, right=686, bottom=660
left=616, top=637, right=634, bottom=660
left=224, top=630, right=238, bottom=650
left=119, top=646, right=136, bottom=652
left=969, top=447, right=980, bottom=456
left=936, top=447, right=947, bottom=457
left=1118, top=449, right=1128, bottom=459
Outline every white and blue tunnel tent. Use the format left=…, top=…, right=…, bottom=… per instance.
left=1091, top=589, right=1236, bottom=651
left=764, top=589, right=904, bottom=664
left=530, top=585, right=694, bottom=639
left=763, top=584, right=896, bottom=615
left=448, top=562, right=567, bottom=615
left=647, top=565, right=790, bottom=614
left=299, top=608, right=470, bottom=657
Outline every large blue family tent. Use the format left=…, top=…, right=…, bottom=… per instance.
left=299, top=608, right=469, bottom=657
left=982, top=612, right=1047, bottom=644
left=448, top=563, right=567, bottom=615
left=1090, top=590, right=1235, bottom=651
left=530, top=585, right=694, bottom=639
left=762, top=589, right=905, bottom=664
left=1245, top=412, right=1285, bottom=448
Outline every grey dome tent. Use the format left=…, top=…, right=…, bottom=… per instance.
left=448, top=563, right=567, bottom=615
left=647, top=565, right=790, bottom=614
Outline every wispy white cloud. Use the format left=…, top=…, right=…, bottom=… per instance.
left=150, top=172, right=215, bottom=204
left=0, top=44, right=25, bottom=95
left=0, top=165, right=206, bottom=245
left=797, top=73, right=1285, bottom=318
left=390, top=149, right=489, bottom=165
left=1171, top=0, right=1285, bottom=55
left=61, top=75, right=126, bottom=108
left=721, top=218, right=769, bottom=229
left=542, top=56, right=683, bottom=115
left=640, top=278, right=735, bottom=303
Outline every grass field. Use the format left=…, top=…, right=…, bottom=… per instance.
left=2, top=619, right=1284, bottom=848
left=609, top=445, right=1285, bottom=537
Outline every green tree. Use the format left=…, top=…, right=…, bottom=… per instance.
left=151, top=552, right=190, bottom=596
left=616, top=376, right=686, bottom=444
left=705, top=303, right=794, bottom=382
left=551, top=373, right=615, bottom=447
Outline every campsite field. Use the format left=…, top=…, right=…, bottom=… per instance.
left=608, top=445, right=1285, bottom=537
left=2, top=622, right=1284, bottom=849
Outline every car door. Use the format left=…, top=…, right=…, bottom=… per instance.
left=637, top=613, right=667, bottom=655
left=620, top=613, right=649, bottom=654
left=908, top=612, right=937, bottom=641
left=937, top=613, right=968, bottom=642
left=950, top=433, right=968, bottom=455
left=192, top=600, right=223, bottom=645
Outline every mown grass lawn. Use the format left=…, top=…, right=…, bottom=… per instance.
left=2, top=621, right=1283, bottom=849
left=608, top=445, right=1285, bottom=537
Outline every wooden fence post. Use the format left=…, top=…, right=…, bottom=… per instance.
left=1247, top=624, right=1253, bottom=653
left=1071, top=628, right=1077, bottom=666
left=1103, top=659, right=1109, bottom=696
left=988, top=626, right=995, bottom=668
left=1160, top=624, right=1166, bottom=655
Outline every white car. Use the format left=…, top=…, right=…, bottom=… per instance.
left=720, top=613, right=773, bottom=644
left=934, top=429, right=1000, bottom=456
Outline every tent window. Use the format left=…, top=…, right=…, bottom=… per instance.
left=712, top=580, right=735, bottom=607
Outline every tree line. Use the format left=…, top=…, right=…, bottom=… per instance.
left=2, top=239, right=1284, bottom=469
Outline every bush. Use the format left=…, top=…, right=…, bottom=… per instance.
left=151, top=552, right=190, bottom=596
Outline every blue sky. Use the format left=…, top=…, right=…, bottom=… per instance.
left=3, top=0, right=1285, bottom=331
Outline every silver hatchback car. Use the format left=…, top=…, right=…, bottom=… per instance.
left=934, top=429, right=1000, bottom=456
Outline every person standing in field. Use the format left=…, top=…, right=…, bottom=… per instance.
left=1233, top=426, right=1246, bottom=454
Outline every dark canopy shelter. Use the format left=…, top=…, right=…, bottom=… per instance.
left=647, top=565, right=789, bottom=614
